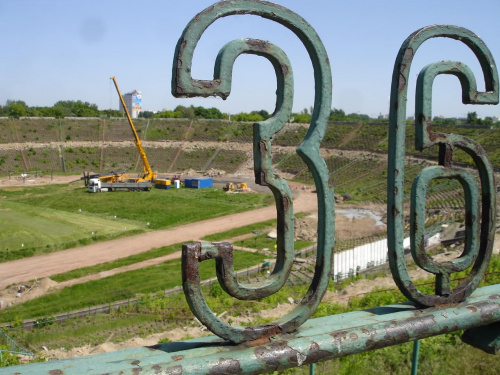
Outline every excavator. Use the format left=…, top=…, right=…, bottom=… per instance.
left=85, top=76, right=157, bottom=192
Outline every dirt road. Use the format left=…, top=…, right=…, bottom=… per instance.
left=0, top=186, right=318, bottom=290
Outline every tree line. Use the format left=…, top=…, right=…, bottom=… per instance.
left=1, top=100, right=497, bottom=126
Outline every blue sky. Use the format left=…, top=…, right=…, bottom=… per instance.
left=1, top=0, right=500, bottom=119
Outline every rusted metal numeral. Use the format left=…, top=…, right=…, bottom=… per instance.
left=387, top=25, right=498, bottom=306
left=173, top=0, right=334, bottom=343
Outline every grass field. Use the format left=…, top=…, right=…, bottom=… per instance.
left=0, top=250, right=269, bottom=323
left=0, top=200, right=143, bottom=260
left=5, top=255, right=499, bottom=373
left=0, top=183, right=271, bottom=261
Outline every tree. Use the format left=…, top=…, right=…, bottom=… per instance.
left=257, top=109, right=270, bottom=120
left=5, top=100, right=28, bottom=118
left=290, top=112, right=311, bottom=124
left=174, top=105, right=195, bottom=119
left=101, top=109, right=123, bottom=118
left=233, top=111, right=264, bottom=122
left=467, top=111, right=479, bottom=124
left=139, top=111, right=155, bottom=118
left=54, top=100, right=99, bottom=117
left=329, top=108, right=346, bottom=121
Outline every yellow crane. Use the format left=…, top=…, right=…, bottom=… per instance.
left=110, top=76, right=157, bottom=183
left=83, top=77, right=157, bottom=192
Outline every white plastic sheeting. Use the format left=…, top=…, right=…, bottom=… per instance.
left=332, top=237, right=410, bottom=281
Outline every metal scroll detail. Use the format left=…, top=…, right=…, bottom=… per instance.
left=387, top=25, right=498, bottom=307
left=173, top=0, right=334, bottom=343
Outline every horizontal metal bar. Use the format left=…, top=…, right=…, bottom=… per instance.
left=8, top=284, right=500, bottom=375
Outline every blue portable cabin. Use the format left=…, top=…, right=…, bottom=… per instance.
left=184, top=177, right=213, bottom=189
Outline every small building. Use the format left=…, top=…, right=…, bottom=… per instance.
left=184, top=177, right=213, bottom=189
left=119, top=90, right=142, bottom=119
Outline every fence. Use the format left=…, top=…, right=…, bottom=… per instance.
left=0, top=330, right=33, bottom=363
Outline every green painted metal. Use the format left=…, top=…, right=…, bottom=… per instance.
left=9, top=284, right=500, bottom=374
left=387, top=25, right=498, bottom=307
left=173, top=0, right=334, bottom=343
left=5, top=4, right=500, bottom=374
left=411, top=340, right=420, bottom=375
left=462, top=321, right=500, bottom=354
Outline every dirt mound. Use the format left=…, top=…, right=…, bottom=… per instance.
left=0, top=277, right=58, bottom=309
left=295, top=216, right=317, bottom=242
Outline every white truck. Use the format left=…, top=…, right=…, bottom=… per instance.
left=88, top=178, right=152, bottom=193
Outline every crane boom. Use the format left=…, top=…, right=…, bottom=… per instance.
left=110, top=76, right=155, bottom=181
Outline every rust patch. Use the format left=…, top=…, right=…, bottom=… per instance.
left=331, top=331, right=348, bottom=344
left=260, top=140, right=269, bottom=153
left=197, top=80, right=218, bottom=89
left=467, top=306, right=478, bottom=312
left=281, top=63, right=289, bottom=76
left=398, top=73, right=407, bottom=92
left=304, top=341, right=333, bottom=365
left=165, top=365, right=183, bottom=375
left=415, top=237, right=427, bottom=265
left=209, top=358, right=242, bottom=375
left=403, top=48, right=414, bottom=62
left=246, top=324, right=282, bottom=347
left=475, top=300, right=500, bottom=319
left=361, top=328, right=376, bottom=337
left=282, top=195, right=290, bottom=212
left=132, top=367, right=142, bottom=375
left=183, top=244, right=201, bottom=283
left=131, top=360, right=141, bottom=366
left=49, top=371, right=63, bottom=375
left=254, top=342, right=298, bottom=370
left=247, top=38, right=271, bottom=52
left=172, top=355, right=184, bottom=361
left=247, top=336, right=272, bottom=347
left=152, top=364, right=162, bottom=375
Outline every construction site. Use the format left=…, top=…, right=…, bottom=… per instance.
left=0, top=113, right=498, bottom=370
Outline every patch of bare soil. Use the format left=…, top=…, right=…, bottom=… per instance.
left=0, top=278, right=58, bottom=309
left=43, top=327, right=209, bottom=360
left=0, top=174, right=81, bottom=188
left=43, top=303, right=296, bottom=360
left=323, top=249, right=464, bottom=306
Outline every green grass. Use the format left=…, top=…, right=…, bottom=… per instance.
left=6, top=254, right=500, bottom=370
left=17, top=313, right=162, bottom=349
left=202, top=218, right=277, bottom=241
left=50, top=243, right=183, bottom=282
left=234, top=234, right=314, bottom=251
left=0, top=183, right=271, bottom=260
left=0, top=199, right=143, bottom=261
left=1, top=184, right=271, bottom=230
left=0, top=250, right=268, bottom=323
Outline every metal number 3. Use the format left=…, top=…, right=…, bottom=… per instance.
left=173, top=0, right=335, bottom=344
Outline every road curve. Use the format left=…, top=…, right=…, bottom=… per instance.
left=0, top=189, right=317, bottom=290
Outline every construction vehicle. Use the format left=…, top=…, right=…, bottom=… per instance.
left=223, top=182, right=249, bottom=192
left=84, top=76, right=157, bottom=192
